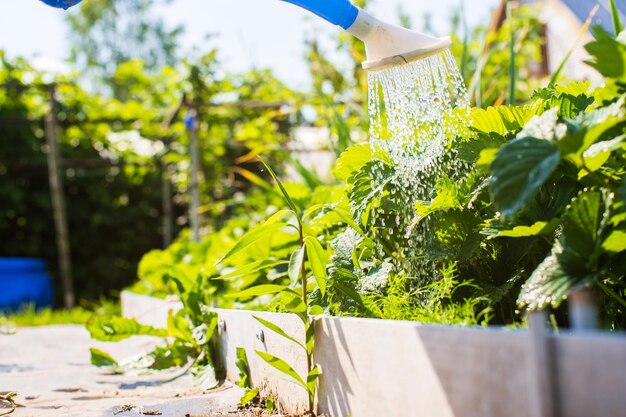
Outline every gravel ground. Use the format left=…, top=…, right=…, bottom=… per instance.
left=0, top=325, right=246, bottom=417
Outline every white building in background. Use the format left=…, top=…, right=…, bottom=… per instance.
left=499, top=0, right=625, bottom=80
left=286, top=127, right=338, bottom=184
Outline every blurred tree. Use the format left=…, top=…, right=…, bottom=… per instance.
left=66, top=0, right=183, bottom=96
left=0, top=49, right=302, bottom=304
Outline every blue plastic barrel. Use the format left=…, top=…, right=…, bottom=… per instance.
left=0, top=258, right=54, bottom=311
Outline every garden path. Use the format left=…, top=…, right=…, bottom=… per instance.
left=0, top=325, right=244, bottom=417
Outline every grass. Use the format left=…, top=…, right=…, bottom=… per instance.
left=1, top=299, right=120, bottom=327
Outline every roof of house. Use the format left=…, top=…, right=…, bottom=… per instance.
left=562, top=0, right=626, bottom=32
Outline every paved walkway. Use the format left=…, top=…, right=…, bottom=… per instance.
left=0, top=325, right=244, bottom=417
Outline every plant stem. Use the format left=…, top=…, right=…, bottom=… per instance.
left=597, top=281, right=626, bottom=309
left=507, top=0, right=516, bottom=105
left=298, top=226, right=313, bottom=413
left=459, top=0, right=469, bottom=80
left=610, top=0, right=623, bottom=36
left=299, top=228, right=308, bottom=310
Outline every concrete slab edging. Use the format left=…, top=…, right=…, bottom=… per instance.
left=121, top=291, right=626, bottom=417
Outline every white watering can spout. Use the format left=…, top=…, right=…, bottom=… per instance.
left=346, top=9, right=451, bottom=71
left=281, top=0, right=451, bottom=71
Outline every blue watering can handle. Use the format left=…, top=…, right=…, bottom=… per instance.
left=39, top=0, right=360, bottom=29
left=281, top=0, right=359, bottom=30
left=39, top=0, right=84, bottom=9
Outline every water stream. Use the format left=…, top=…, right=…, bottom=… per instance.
left=366, top=49, right=470, bottom=284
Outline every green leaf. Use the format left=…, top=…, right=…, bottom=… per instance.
left=470, top=105, right=537, bottom=135
left=334, top=143, right=372, bottom=181
left=489, top=137, right=561, bottom=217
left=334, top=280, right=367, bottom=309
left=611, top=212, right=626, bottom=227
left=556, top=94, right=595, bottom=119
left=555, top=81, right=591, bottom=97
left=239, top=388, right=259, bottom=407
left=147, top=342, right=195, bottom=370
left=225, top=284, right=286, bottom=299
left=493, top=221, right=552, bottom=238
left=304, top=236, right=328, bottom=296
left=308, top=305, right=324, bottom=315
left=278, top=289, right=308, bottom=315
left=217, top=222, right=291, bottom=264
left=235, top=347, right=251, bottom=389
left=265, top=396, right=275, bottom=413
left=193, top=364, right=219, bottom=390
left=90, top=348, right=118, bottom=367
left=302, top=204, right=326, bottom=221
left=167, top=312, right=195, bottom=344
left=348, top=161, right=394, bottom=229
left=192, top=322, right=212, bottom=346
left=585, top=26, right=626, bottom=81
left=255, top=350, right=306, bottom=389
left=476, top=148, right=499, bottom=168
left=560, top=189, right=613, bottom=271
left=87, top=316, right=167, bottom=342
left=304, top=204, right=366, bottom=237
left=582, top=134, right=626, bottom=172
left=603, top=230, right=626, bottom=253
left=518, top=189, right=613, bottom=310
left=517, top=108, right=561, bottom=140
left=328, top=206, right=366, bottom=236
left=216, top=260, right=289, bottom=281
left=414, top=176, right=464, bottom=223
left=559, top=115, right=623, bottom=163
left=457, top=134, right=506, bottom=163
left=288, top=246, right=305, bottom=284
left=264, top=209, right=296, bottom=225
left=307, top=365, right=321, bottom=396
left=610, top=0, right=623, bottom=36
left=259, top=158, right=299, bottom=214
left=253, top=315, right=305, bottom=350
left=234, top=167, right=278, bottom=195
left=167, top=265, right=193, bottom=289
left=518, top=244, right=597, bottom=310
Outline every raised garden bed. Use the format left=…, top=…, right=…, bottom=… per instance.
left=121, top=290, right=626, bottom=417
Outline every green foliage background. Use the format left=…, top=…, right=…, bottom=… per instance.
left=3, top=1, right=625, bottom=332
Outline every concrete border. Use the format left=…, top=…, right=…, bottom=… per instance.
left=120, top=291, right=183, bottom=329
left=122, top=291, right=626, bottom=417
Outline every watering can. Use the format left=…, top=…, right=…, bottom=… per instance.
left=38, top=0, right=450, bottom=71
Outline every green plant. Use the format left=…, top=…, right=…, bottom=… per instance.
left=235, top=347, right=259, bottom=407
left=485, top=28, right=626, bottom=318
left=2, top=300, right=119, bottom=327
left=416, top=28, right=623, bottom=327
left=365, top=263, right=492, bottom=326
left=87, top=270, right=221, bottom=389
left=0, top=48, right=302, bottom=303
left=217, top=159, right=345, bottom=414
left=320, top=26, right=626, bottom=328
left=449, top=3, right=545, bottom=107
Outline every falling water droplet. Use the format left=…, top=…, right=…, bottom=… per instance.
left=366, top=50, right=470, bottom=285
